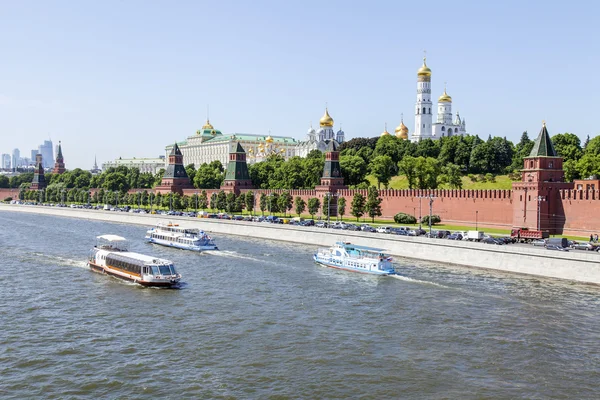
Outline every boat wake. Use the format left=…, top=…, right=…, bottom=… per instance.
left=27, top=252, right=89, bottom=269
left=390, top=274, right=451, bottom=288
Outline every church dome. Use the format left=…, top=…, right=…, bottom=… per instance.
left=395, top=120, right=409, bottom=139
left=307, top=125, right=316, bottom=135
left=265, top=135, right=274, bottom=143
left=320, top=108, right=334, bottom=127
left=438, top=88, right=452, bottom=103
left=417, top=57, right=432, bottom=77
left=381, top=124, right=391, bottom=137
left=202, top=119, right=214, bottom=130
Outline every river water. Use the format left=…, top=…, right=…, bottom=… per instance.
left=1, top=211, right=599, bottom=399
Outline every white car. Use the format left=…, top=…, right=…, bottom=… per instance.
left=376, top=226, right=391, bottom=234
left=532, top=239, right=547, bottom=247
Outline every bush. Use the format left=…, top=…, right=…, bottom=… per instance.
left=421, top=214, right=441, bottom=225
left=508, top=171, right=521, bottom=181
left=468, top=174, right=477, bottom=182
left=4, top=197, right=12, bottom=202
left=477, top=174, right=486, bottom=182
left=394, top=212, right=417, bottom=224
left=485, top=173, right=495, bottom=182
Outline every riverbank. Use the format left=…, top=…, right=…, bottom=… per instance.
left=2, top=203, right=600, bottom=285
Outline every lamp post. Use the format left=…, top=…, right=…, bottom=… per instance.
left=428, top=194, right=435, bottom=237
left=114, top=191, right=119, bottom=209
left=537, top=195, right=546, bottom=231
left=137, top=191, right=141, bottom=210
left=476, top=210, right=478, bottom=231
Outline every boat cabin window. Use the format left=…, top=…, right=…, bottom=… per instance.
left=150, top=266, right=160, bottom=275
left=159, top=265, right=173, bottom=275
left=143, top=266, right=148, bottom=274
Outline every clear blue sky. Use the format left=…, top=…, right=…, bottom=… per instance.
left=1, top=0, right=598, bottom=169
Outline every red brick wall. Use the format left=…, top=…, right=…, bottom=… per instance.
left=559, top=190, right=600, bottom=236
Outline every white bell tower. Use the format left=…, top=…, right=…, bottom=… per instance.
left=412, top=55, right=433, bottom=142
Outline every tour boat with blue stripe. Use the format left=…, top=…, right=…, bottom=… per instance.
left=145, top=222, right=218, bottom=251
left=313, top=241, right=396, bottom=275
left=89, top=235, right=181, bottom=287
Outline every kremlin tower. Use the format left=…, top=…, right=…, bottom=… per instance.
left=53, top=141, right=66, bottom=174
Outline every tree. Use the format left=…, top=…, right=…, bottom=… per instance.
left=337, top=197, right=346, bottom=221
left=294, top=196, right=306, bottom=217
left=209, top=193, right=217, bottom=210
left=245, top=191, right=255, bottom=214
left=226, top=192, right=237, bottom=213
left=259, top=193, right=267, bottom=215
left=370, top=155, right=395, bottom=189
left=216, top=191, right=227, bottom=211
left=185, top=164, right=196, bottom=183
left=414, top=157, right=441, bottom=189
left=307, top=197, right=320, bottom=220
left=585, top=136, right=600, bottom=157
left=339, top=155, right=368, bottom=187
left=278, top=191, right=293, bottom=217
left=439, top=163, right=463, bottom=189
left=365, top=186, right=382, bottom=222
left=551, top=133, right=583, bottom=164
left=350, top=193, right=366, bottom=221
left=234, top=194, right=245, bottom=213
left=575, top=154, right=600, bottom=179
left=198, top=190, right=208, bottom=210
left=511, top=131, right=534, bottom=171
left=398, top=156, right=418, bottom=189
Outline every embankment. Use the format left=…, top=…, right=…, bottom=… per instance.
left=2, top=203, right=600, bottom=285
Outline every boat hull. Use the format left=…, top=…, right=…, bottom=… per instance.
left=88, top=262, right=180, bottom=288
left=313, top=255, right=394, bottom=276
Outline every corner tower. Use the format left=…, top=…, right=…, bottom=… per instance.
left=31, top=153, right=47, bottom=190
left=412, top=56, right=433, bottom=142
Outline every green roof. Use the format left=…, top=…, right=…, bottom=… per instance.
left=528, top=124, right=557, bottom=157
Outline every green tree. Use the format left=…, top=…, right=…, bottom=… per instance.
left=337, top=197, right=346, bottom=221
left=365, top=186, right=382, bottom=222
left=278, top=191, right=293, bottom=217
left=234, top=194, right=244, bottom=212
left=0, top=175, right=9, bottom=188
left=185, top=164, right=196, bottom=183
left=307, top=197, right=320, bottom=220
left=439, top=163, right=463, bottom=189
left=575, top=154, right=600, bottom=179
left=350, top=193, right=366, bottom=221
left=294, top=196, right=306, bottom=217
left=244, top=191, right=255, bottom=214
left=370, top=155, right=395, bottom=189
left=551, top=133, right=583, bottom=164
left=398, top=156, right=418, bottom=189
left=414, top=157, right=441, bottom=189
left=216, top=191, right=227, bottom=211
left=198, top=190, right=208, bottom=210
left=259, top=193, right=267, bottom=215
left=226, top=192, right=237, bottom=213
left=339, top=155, right=368, bottom=187
left=511, top=131, right=534, bottom=171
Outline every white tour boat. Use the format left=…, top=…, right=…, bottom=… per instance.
left=145, top=222, right=218, bottom=252
left=89, top=235, right=182, bottom=287
left=313, top=241, right=396, bottom=275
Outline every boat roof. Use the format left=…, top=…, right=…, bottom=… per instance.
left=97, top=234, right=127, bottom=242
left=336, top=241, right=386, bottom=252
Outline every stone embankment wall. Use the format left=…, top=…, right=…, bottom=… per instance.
left=2, top=203, right=600, bottom=286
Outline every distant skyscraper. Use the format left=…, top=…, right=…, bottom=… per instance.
left=11, top=148, right=20, bottom=170
left=31, top=149, right=39, bottom=162
left=38, top=140, right=53, bottom=169
left=1, top=154, right=10, bottom=169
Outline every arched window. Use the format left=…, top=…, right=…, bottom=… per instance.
left=448, top=128, right=453, bottom=136
left=441, top=126, right=445, bottom=131
left=423, top=107, right=426, bottom=114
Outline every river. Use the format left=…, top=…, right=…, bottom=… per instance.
left=1, top=211, right=599, bottom=399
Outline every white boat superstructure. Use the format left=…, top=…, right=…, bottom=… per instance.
left=145, top=222, right=218, bottom=252
left=313, top=241, right=396, bottom=275
left=89, top=235, right=181, bottom=287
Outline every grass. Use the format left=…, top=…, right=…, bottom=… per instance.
left=366, top=174, right=516, bottom=190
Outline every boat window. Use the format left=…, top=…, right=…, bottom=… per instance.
left=150, top=266, right=160, bottom=275
left=159, top=265, right=172, bottom=275
left=143, top=266, right=148, bottom=274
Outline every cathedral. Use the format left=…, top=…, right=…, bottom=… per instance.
left=296, top=108, right=345, bottom=157
left=411, top=56, right=467, bottom=142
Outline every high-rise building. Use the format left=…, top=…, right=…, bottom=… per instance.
left=38, top=140, right=53, bottom=169
left=11, top=148, right=20, bottom=170
left=1, top=154, right=10, bottom=169
left=31, top=149, right=39, bottom=161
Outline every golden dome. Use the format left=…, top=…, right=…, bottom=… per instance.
left=320, top=108, right=334, bottom=127
left=438, top=87, right=452, bottom=103
left=381, top=123, right=390, bottom=137
left=417, top=57, right=432, bottom=77
left=395, top=118, right=409, bottom=139
left=202, top=119, right=214, bottom=130
left=266, top=135, right=274, bottom=143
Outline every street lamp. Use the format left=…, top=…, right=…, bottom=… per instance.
left=537, top=195, right=546, bottom=231
left=476, top=210, right=478, bottom=231
left=114, top=191, right=119, bottom=209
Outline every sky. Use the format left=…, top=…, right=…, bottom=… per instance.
left=0, top=0, right=598, bottom=169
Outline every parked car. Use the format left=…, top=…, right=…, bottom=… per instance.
left=376, top=226, right=392, bottom=234
left=546, top=244, right=569, bottom=252
left=303, top=219, right=315, bottom=226
left=315, top=221, right=328, bottom=228
left=447, top=233, right=463, bottom=240
left=346, top=224, right=360, bottom=231
left=361, top=225, right=376, bottom=233
left=531, top=239, right=547, bottom=247
left=482, top=237, right=503, bottom=245
left=570, top=242, right=594, bottom=251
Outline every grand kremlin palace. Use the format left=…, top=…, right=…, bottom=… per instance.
left=166, top=108, right=346, bottom=167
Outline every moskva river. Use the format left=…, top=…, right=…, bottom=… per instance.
left=1, top=211, right=599, bottom=399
